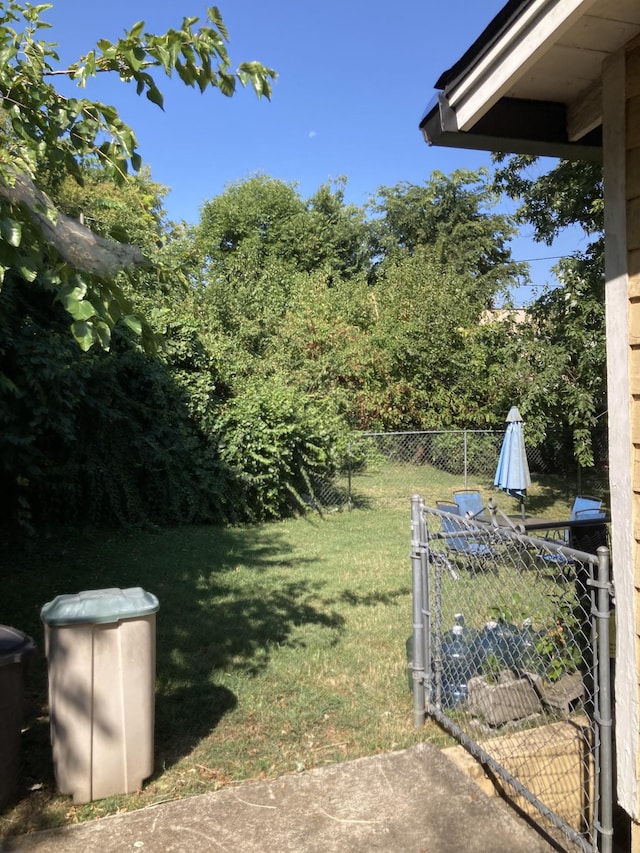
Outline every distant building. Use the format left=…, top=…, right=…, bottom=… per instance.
left=479, top=308, right=528, bottom=326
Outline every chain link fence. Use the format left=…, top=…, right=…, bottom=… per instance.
left=410, top=498, right=614, bottom=853
left=313, top=431, right=609, bottom=513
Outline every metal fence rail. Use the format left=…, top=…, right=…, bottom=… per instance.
left=410, top=496, right=613, bottom=853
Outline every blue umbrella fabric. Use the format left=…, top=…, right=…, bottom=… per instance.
left=494, top=406, right=531, bottom=518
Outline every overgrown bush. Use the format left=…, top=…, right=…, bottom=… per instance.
left=213, top=379, right=346, bottom=521
left=0, top=276, right=231, bottom=533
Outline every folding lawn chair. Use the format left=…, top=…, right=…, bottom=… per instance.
left=570, top=495, right=602, bottom=518
left=569, top=507, right=608, bottom=553
left=436, top=500, right=493, bottom=567
left=541, top=497, right=607, bottom=569
left=452, top=489, right=486, bottom=520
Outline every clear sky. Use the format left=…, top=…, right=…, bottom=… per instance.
left=44, top=1, right=588, bottom=304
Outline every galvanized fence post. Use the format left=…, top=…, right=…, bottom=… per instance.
left=419, top=496, right=431, bottom=710
left=594, top=545, right=613, bottom=853
left=411, top=494, right=426, bottom=727
left=463, top=429, right=468, bottom=489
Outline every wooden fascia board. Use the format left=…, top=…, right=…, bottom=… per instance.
left=420, top=93, right=602, bottom=161
left=445, top=0, right=599, bottom=132
left=567, top=81, right=602, bottom=141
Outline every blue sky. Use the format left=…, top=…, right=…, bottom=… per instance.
left=44, top=1, right=588, bottom=304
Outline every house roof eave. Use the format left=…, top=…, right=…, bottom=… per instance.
left=419, top=92, right=602, bottom=162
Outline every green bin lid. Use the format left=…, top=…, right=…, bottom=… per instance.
left=0, top=625, right=36, bottom=666
left=41, top=587, right=159, bottom=626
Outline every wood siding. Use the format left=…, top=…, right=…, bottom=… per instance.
left=627, top=40, right=640, bottom=806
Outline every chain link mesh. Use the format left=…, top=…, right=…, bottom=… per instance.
left=412, top=501, right=613, bottom=852
left=313, top=431, right=608, bottom=512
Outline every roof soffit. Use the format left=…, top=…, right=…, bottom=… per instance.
left=444, top=0, right=600, bottom=132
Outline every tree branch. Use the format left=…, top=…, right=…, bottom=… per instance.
left=1, top=170, right=152, bottom=278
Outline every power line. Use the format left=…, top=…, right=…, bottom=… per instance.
left=516, top=254, right=566, bottom=262
left=516, top=282, right=562, bottom=288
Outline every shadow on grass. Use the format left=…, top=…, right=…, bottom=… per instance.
left=0, top=523, right=345, bottom=835
left=342, top=491, right=375, bottom=510
left=524, top=474, right=600, bottom=516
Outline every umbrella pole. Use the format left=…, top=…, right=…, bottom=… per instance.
left=520, top=496, right=526, bottom=521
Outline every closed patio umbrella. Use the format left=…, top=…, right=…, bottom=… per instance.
left=494, top=406, right=531, bottom=520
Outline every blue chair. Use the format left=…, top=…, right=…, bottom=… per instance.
left=546, top=496, right=603, bottom=547
left=453, top=490, right=486, bottom=520
left=542, top=499, right=606, bottom=568
left=570, top=496, right=602, bottom=519
left=570, top=507, right=608, bottom=553
left=436, top=501, right=493, bottom=564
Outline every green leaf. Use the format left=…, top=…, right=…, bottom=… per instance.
left=71, top=320, right=97, bottom=351
left=57, top=282, right=97, bottom=321
left=127, top=21, right=146, bottom=40
left=94, top=320, right=112, bottom=349
left=123, top=314, right=143, bottom=335
left=153, top=43, right=171, bottom=73
left=218, top=71, right=235, bottom=97
left=145, top=84, right=164, bottom=109
left=58, top=281, right=87, bottom=305
left=1, top=217, right=22, bottom=247
left=68, top=299, right=96, bottom=321
left=16, top=262, right=38, bottom=282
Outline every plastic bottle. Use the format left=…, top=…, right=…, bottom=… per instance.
left=518, top=617, right=539, bottom=673
left=441, top=614, right=475, bottom=706
left=474, top=619, right=525, bottom=675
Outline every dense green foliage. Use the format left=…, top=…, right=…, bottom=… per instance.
left=0, top=5, right=607, bottom=535
left=0, top=1, right=275, bottom=351
left=2, top=163, right=529, bottom=532
left=493, top=154, right=606, bottom=466
left=4, top=156, right=605, bottom=533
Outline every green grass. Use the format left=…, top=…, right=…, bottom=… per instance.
left=0, top=469, right=577, bottom=838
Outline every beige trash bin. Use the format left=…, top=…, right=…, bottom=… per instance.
left=41, top=587, right=159, bottom=804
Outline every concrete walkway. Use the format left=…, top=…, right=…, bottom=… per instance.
left=1, top=743, right=560, bottom=853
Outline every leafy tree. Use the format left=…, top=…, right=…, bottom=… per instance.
left=0, top=268, right=234, bottom=531
left=198, top=174, right=370, bottom=279
left=0, top=3, right=278, bottom=532
left=492, top=154, right=606, bottom=465
left=370, top=169, right=527, bottom=304
left=304, top=178, right=371, bottom=279
left=507, top=246, right=606, bottom=467
left=493, top=156, right=603, bottom=243
left=264, top=249, right=519, bottom=432
left=52, top=166, right=169, bottom=258
left=198, top=175, right=307, bottom=265
left=0, top=1, right=275, bottom=350
left=195, top=174, right=373, bottom=391
left=196, top=169, right=525, bottom=433
left=214, top=377, right=345, bottom=521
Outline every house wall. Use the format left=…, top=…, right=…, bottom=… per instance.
left=628, top=37, right=640, bottom=827
left=602, top=40, right=639, bottom=819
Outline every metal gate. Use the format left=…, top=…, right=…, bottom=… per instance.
left=409, top=496, right=614, bottom=853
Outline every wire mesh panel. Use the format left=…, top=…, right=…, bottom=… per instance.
left=314, top=430, right=505, bottom=511
left=410, top=498, right=613, bottom=853
left=313, top=430, right=608, bottom=513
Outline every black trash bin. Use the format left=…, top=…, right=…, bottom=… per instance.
left=0, top=625, right=36, bottom=810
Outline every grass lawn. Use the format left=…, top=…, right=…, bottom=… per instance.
left=0, top=467, right=579, bottom=838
